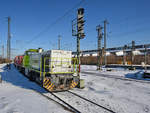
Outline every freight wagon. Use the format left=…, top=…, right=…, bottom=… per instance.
left=14, top=55, right=24, bottom=71
left=14, top=48, right=79, bottom=91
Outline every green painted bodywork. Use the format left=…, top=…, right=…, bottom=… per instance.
left=23, top=49, right=38, bottom=68
left=23, top=55, right=30, bottom=67
left=25, top=49, right=38, bottom=53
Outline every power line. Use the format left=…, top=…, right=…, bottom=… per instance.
left=104, top=19, right=108, bottom=66
left=22, top=0, right=85, bottom=50
left=110, top=26, right=150, bottom=38
left=58, top=35, right=61, bottom=50
left=86, top=16, right=150, bottom=35
left=7, top=17, right=11, bottom=60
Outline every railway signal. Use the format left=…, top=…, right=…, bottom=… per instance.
left=72, top=8, right=85, bottom=38
left=77, top=8, right=85, bottom=76
left=7, top=17, right=11, bottom=60
left=72, top=8, right=85, bottom=88
left=77, top=8, right=85, bottom=39
left=72, top=8, right=85, bottom=73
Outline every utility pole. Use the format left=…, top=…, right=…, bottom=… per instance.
left=77, top=36, right=80, bottom=72
left=102, top=47, right=105, bottom=65
left=144, top=45, right=147, bottom=70
left=123, top=45, right=127, bottom=65
left=104, top=20, right=108, bottom=66
left=77, top=8, right=85, bottom=76
left=58, top=35, right=61, bottom=50
left=72, top=8, right=85, bottom=81
left=2, top=45, right=4, bottom=58
left=131, top=41, right=135, bottom=66
left=7, top=17, right=11, bottom=60
left=96, top=25, right=103, bottom=70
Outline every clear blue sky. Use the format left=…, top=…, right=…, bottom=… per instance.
left=0, top=0, right=150, bottom=57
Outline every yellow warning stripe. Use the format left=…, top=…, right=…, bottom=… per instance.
left=72, top=83, right=75, bottom=88
left=43, top=78, right=48, bottom=83
left=52, top=85, right=54, bottom=89
left=43, top=81, right=48, bottom=86
left=43, top=79, right=50, bottom=86
left=46, top=83, right=55, bottom=91
left=70, top=81, right=77, bottom=88
left=50, top=85, right=54, bottom=90
left=50, top=85, right=55, bottom=90
left=47, top=83, right=53, bottom=89
left=43, top=78, right=55, bottom=91
left=73, top=81, right=77, bottom=86
left=44, top=79, right=51, bottom=88
left=45, top=82, right=51, bottom=89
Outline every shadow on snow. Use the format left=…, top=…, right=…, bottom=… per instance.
left=125, top=71, right=150, bottom=81
left=0, top=64, right=47, bottom=93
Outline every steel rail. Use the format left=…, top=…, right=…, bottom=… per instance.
left=30, top=88, right=81, bottom=113
left=49, top=91, right=81, bottom=113
left=67, top=90, right=116, bottom=113
left=82, top=71, right=150, bottom=84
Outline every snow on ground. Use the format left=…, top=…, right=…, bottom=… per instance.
left=69, top=65, right=150, bottom=113
left=0, top=64, right=69, bottom=113
left=1, top=63, right=150, bottom=113
left=81, top=65, right=138, bottom=76
left=81, top=65, right=150, bottom=81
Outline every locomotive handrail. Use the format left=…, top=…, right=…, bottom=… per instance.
left=39, top=57, right=79, bottom=87
left=43, top=57, right=78, bottom=72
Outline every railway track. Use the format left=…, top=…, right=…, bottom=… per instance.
left=54, top=90, right=116, bottom=113
left=67, top=90, right=116, bottom=113
left=16, top=67, right=116, bottom=113
left=82, top=71, right=150, bottom=84
left=31, top=88, right=81, bottom=113
left=14, top=67, right=116, bottom=113
left=16, top=68, right=81, bottom=113
left=31, top=87, right=116, bottom=113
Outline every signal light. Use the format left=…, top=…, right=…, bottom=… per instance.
left=77, top=8, right=85, bottom=39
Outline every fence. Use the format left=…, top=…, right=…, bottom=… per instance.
left=80, top=55, right=150, bottom=65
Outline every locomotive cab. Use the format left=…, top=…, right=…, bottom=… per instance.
left=21, top=49, right=79, bottom=91
left=41, top=50, right=79, bottom=91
